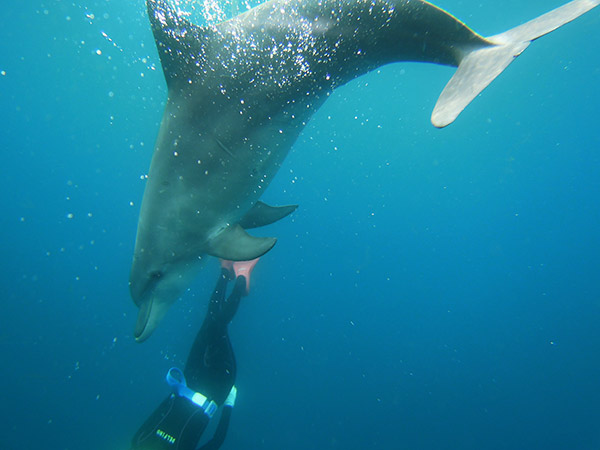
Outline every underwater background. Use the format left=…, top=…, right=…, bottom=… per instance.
left=1, top=0, right=599, bottom=448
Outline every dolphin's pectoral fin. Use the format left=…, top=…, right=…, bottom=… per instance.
left=239, top=201, right=299, bottom=229
left=207, top=224, right=277, bottom=261
left=146, top=0, right=212, bottom=88
left=431, top=0, right=600, bottom=128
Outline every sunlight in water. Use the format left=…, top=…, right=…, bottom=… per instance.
left=173, top=0, right=267, bottom=25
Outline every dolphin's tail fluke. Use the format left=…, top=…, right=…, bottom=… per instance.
left=432, top=0, right=599, bottom=128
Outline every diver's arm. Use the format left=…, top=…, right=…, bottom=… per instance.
left=198, top=385, right=236, bottom=450
left=197, top=405, right=233, bottom=450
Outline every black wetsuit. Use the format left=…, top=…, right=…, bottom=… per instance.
left=131, top=269, right=245, bottom=450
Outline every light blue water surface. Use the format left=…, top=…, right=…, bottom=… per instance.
left=1, top=1, right=599, bottom=448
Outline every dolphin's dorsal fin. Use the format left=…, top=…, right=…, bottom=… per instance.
left=146, top=0, right=213, bottom=88
left=239, top=201, right=299, bottom=229
left=207, top=224, right=277, bottom=261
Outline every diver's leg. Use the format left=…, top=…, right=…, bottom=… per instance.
left=184, top=259, right=260, bottom=405
left=185, top=264, right=231, bottom=378
left=217, top=276, right=245, bottom=326
left=186, top=275, right=244, bottom=403
left=206, top=262, right=234, bottom=321
left=182, top=280, right=241, bottom=404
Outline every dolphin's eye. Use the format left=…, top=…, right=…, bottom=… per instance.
left=139, top=270, right=164, bottom=299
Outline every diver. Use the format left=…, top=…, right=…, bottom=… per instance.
left=131, top=257, right=260, bottom=450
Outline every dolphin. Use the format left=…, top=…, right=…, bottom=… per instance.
left=130, top=0, right=599, bottom=341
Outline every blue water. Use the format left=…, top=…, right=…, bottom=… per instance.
left=1, top=1, right=599, bottom=449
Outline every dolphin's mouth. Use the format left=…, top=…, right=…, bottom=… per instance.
left=134, top=296, right=154, bottom=342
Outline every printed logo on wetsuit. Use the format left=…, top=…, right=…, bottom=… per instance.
left=156, top=429, right=176, bottom=445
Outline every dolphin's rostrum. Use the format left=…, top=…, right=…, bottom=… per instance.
left=129, top=0, right=599, bottom=341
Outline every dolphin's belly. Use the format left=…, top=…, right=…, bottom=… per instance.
left=136, top=98, right=305, bottom=259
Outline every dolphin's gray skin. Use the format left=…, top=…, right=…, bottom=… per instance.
left=130, top=0, right=599, bottom=341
